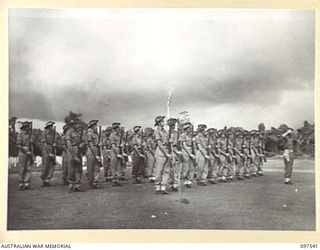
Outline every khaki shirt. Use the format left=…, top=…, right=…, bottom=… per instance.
left=17, top=131, right=33, bottom=151
left=66, top=128, right=82, bottom=146
left=154, top=128, right=168, bottom=146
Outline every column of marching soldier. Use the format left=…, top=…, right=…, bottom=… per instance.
left=16, top=115, right=268, bottom=194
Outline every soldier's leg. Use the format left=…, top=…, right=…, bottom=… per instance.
left=207, top=158, right=213, bottom=182
left=197, top=152, right=207, bottom=185
left=181, top=152, right=190, bottom=186
left=154, top=153, right=166, bottom=193
left=40, top=154, right=50, bottom=184
left=131, top=152, right=139, bottom=180
left=171, top=158, right=180, bottom=190
left=18, top=153, right=27, bottom=189
left=46, top=158, right=55, bottom=184
left=210, top=158, right=219, bottom=183
left=160, top=159, right=171, bottom=193
left=92, top=161, right=100, bottom=187
left=62, top=151, right=68, bottom=184
left=74, top=162, right=82, bottom=190
left=67, top=152, right=76, bottom=190
left=23, top=155, right=32, bottom=189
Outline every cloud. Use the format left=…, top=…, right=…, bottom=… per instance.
left=8, top=9, right=315, bottom=129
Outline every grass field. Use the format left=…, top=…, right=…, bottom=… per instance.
left=7, top=158, right=315, bottom=230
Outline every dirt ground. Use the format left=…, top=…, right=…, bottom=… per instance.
left=7, top=158, right=315, bottom=230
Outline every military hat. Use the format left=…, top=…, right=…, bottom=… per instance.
left=105, top=126, right=112, bottom=131
left=217, top=129, right=225, bottom=136
left=44, top=121, right=55, bottom=129
left=112, top=122, right=121, bottom=129
left=167, top=118, right=178, bottom=126
left=182, top=122, right=192, bottom=130
left=63, top=124, right=70, bottom=132
left=88, top=120, right=98, bottom=128
left=283, top=128, right=294, bottom=136
left=198, top=124, right=207, bottom=130
left=250, top=130, right=258, bottom=135
left=133, top=125, right=141, bottom=131
left=144, top=127, right=154, bottom=134
left=20, top=121, right=30, bottom=129
left=154, top=116, right=165, bottom=126
left=206, top=128, right=216, bottom=134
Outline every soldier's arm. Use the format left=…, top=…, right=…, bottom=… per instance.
left=16, top=134, right=30, bottom=155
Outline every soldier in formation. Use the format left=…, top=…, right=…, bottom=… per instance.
left=14, top=116, right=272, bottom=193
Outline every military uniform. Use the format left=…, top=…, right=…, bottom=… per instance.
left=101, top=128, right=112, bottom=181
left=16, top=121, right=34, bottom=190
left=207, top=129, right=219, bottom=184
left=145, top=129, right=156, bottom=182
left=180, top=123, right=196, bottom=187
left=282, top=129, right=295, bottom=184
left=85, top=120, right=101, bottom=188
left=131, top=126, right=146, bottom=183
left=109, top=122, right=123, bottom=186
left=234, top=133, right=245, bottom=180
left=153, top=116, right=170, bottom=194
left=167, top=118, right=182, bottom=191
left=66, top=122, right=83, bottom=191
left=195, top=125, right=209, bottom=185
left=242, top=134, right=251, bottom=178
left=61, top=125, right=69, bottom=185
left=40, top=121, right=57, bottom=186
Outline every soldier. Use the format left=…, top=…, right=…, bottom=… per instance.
left=145, top=128, right=156, bottom=183
left=282, top=128, right=296, bottom=184
left=109, top=122, right=124, bottom=186
left=40, top=121, right=57, bottom=187
left=256, top=131, right=266, bottom=176
left=195, top=124, right=209, bottom=186
left=66, top=119, right=83, bottom=192
left=101, top=127, right=112, bottom=182
left=248, top=130, right=259, bottom=177
left=207, top=128, right=219, bottom=184
left=61, top=124, right=69, bottom=185
left=85, top=120, right=101, bottom=189
left=154, top=115, right=171, bottom=195
left=180, top=122, right=196, bottom=188
left=167, top=118, right=182, bottom=192
left=242, top=131, right=251, bottom=178
left=216, top=130, right=229, bottom=182
left=16, top=121, right=34, bottom=190
left=224, top=130, right=235, bottom=181
left=233, top=131, right=245, bottom=180
left=131, top=125, right=146, bottom=184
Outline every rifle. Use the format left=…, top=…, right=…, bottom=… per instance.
left=176, top=124, right=183, bottom=162
left=29, top=122, right=34, bottom=165
left=248, top=135, right=253, bottom=164
left=98, top=126, right=102, bottom=159
left=260, top=134, right=267, bottom=162
left=119, top=129, right=124, bottom=163
left=52, top=125, right=57, bottom=164
left=206, top=133, right=211, bottom=157
left=191, top=125, right=196, bottom=157
left=232, top=132, right=238, bottom=165
left=140, top=130, right=145, bottom=159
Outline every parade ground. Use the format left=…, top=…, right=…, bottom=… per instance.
left=7, top=157, right=315, bottom=230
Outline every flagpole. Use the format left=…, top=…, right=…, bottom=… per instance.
left=167, top=90, right=171, bottom=119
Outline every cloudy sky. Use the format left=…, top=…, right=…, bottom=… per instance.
left=9, top=8, right=315, bottom=131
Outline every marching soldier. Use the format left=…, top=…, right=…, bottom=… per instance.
left=40, top=121, right=57, bottom=187
left=195, top=124, right=209, bottom=186
left=256, top=131, right=266, bottom=176
left=131, top=125, right=146, bottom=184
left=145, top=128, right=156, bottom=183
left=282, top=128, right=296, bottom=184
left=180, top=122, right=196, bottom=188
left=101, top=127, right=112, bottom=182
left=217, top=130, right=228, bottom=182
left=16, top=121, right=34, bottom=190
left=167, top=118, right=182, bottom=192
left=225, top=130, right=235, bottom=181
left=242, top=131, right=251, bottom=178
left=154, top=115, right=171, bottom=194
left=207, top=128, right=219, bottom=184
left=234, top=131, right=245, bottom=180
left=85, top=120, right=101, bottom=189
left=109, top=122, right=124, bottom=186
left=66, top=119, right=83, bottom=192
left=61, top=124, right=69, bottom=185
left=248, top=130, right=259, bottom=177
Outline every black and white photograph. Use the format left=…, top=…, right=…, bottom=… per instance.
left=7, top=8, right=315, bottom=231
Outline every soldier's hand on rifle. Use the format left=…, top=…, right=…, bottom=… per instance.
left=139, top=154, right=145, bottom=158
left=166, top=153, right=173, bottom=159
left=205, top=155, right=210, bottom=160
left=190, top=154, right=195, bottom=159
left=53, top=143, right=57, bottom=147
left=117, top=154, right=123, bottom=159
left=49, top=153, right=55, bottom=158
left=96, top=156, right=101, bottom=162
left=27, top=151, right=32, bottom=156
left=74, top=156, right=81, bottom=163
left=177, top=151, right=182, bottom=155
